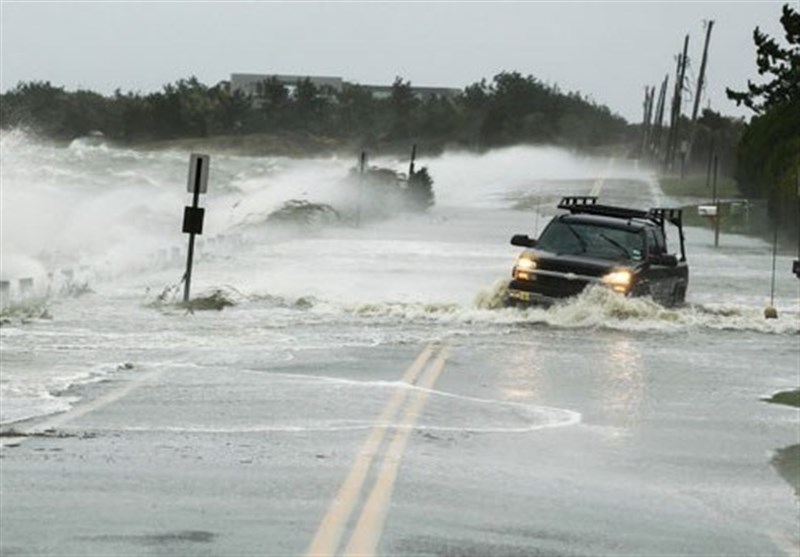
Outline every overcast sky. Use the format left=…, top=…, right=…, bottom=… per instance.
left=0, top=1, right=789, bottom=122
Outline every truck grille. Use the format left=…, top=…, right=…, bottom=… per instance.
left=510, top=275, right=589, bottom=298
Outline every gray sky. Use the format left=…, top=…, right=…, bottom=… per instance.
left=0, top=1, right=789, bottom=122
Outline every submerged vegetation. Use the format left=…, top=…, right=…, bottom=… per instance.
left=146, top=285, right=240, bottom=312
left=180, top=289, right=237, bottom=312
left=764, top=389, right=800, bottom=408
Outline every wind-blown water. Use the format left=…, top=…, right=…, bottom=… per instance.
left=1, top=129, right=798, bottom=425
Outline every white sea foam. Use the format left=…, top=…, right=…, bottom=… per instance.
left=2, top=129, right=797, bottom=430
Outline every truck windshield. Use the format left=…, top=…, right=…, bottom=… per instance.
left=537, top=220, right=645, bottom=261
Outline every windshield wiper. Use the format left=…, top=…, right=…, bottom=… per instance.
left=564, top=224, right=588, bottom=253
left=598, top=233, right=631, bottom=258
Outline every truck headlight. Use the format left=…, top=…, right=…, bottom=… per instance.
left=515, top=256, right=537, bottom=271
left=602, top=269, right=632, bottom=293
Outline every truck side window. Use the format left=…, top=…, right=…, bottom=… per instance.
left=646, top=228, right=666, bottom=255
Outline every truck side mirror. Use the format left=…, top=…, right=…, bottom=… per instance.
left=511, top=234, right=536, bottom=247
left=651, top=254, right=678, bottom=267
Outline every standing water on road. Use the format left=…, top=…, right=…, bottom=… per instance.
left=1, top=130, right=798, bottom=554
left=1, top=130, right=797, bottom=423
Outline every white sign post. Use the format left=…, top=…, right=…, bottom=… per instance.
left=187, top=153, right=209, bottom=194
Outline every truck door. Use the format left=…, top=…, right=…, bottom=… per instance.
left=645, top=228, right=676, bottom=304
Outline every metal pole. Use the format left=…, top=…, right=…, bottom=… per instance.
left=705, top=136, right=714, bottom=189
left=794, top=163, right=800, bottom=278
left=356, top=151, right=366, bottom=228
left=770, top=225, right=778, bottom=306
left=680, top=145, right=686, bottom=180
left=183, top=157, right=203, bottom=303
left=713, top=155, right=720, bottom=248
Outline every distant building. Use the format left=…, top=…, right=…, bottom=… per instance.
left=359, top=84, right=461, bottom=100
left=230, top=73, right=461, bottom=102
left=231, top=73, right=344, bottom=97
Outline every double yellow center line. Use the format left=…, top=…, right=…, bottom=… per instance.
left=590, top=156, right=615, bottom=197
left=306, top=343, right=449, bottom=556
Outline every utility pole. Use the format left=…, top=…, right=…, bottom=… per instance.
left=794, top=162, right=800, bottom=278
left=356, top=151, right=366, bottom=228
left=687, top=20, right=715, bottom=165
left=690, top=21, right=714, bottom=127
left=665, top=35, right=690, bottom=172
left=705, top=136, right=715, bottom=190
left=647, top=86, right=656, bottom=152
left=640, top=86, right=655, bottom=156
left=651, top=75, right=669, bottom=157
left=712, top=154, right=720, bottom=248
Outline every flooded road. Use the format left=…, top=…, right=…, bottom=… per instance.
left=1, top=132, right=798, bottom=555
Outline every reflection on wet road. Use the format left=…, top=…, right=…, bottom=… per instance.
left=1, top=140, right=798, bottom=555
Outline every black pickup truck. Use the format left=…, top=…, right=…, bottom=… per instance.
left=506, top=196, right=689, bottom=307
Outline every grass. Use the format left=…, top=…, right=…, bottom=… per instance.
left=658, top=174, right=742, bottom=199
left=658, top=174, right=779, bottom=238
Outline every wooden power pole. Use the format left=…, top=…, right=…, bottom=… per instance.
left=651, top=75, right=669, bottom=157
left=640, top=86, right=655, bottom=155
left=665, top=34, right=690, bottom=172
left=687, top=20, right=715, bottom=165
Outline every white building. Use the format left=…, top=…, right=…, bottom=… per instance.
left=230, top=73, right=344, bottom=97
left=230, top=73, right=460, bottom=101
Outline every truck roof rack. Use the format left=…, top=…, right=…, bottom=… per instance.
left=649, top=208, right=683, bottom=228
left=558, top=196, right=650, bottom=220
left=557, top=197, right=682, bottom=226
left=557, top=197, right=686, bottom=261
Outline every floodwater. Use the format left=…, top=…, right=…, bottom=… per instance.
left=1, top=129, right=798, bottom=555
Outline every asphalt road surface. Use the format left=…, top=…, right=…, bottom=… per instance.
left=2, top=147, right=798, bottom=556
left=1, top=330, right=797, bottom=556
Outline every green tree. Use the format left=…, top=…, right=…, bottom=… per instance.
left=208, top=81, right=251, bottom=135
left=115, top=90, right=152, bottom=141
left=333, top=83, right=377, bottom=139
left=419, top=95, right=458, bottom=138
left=1, top=81, right=69, bottom=137
left=293, top=79, right=322, bottom=126
left=726, top=3, right=800, bottom=234
left=0, top=72, right=630, bottom=152
left=174, top=77, right=213, bottom=137
left=388, top=77, right=418, bottom=140
left=726, top=5, right=800, bottom=113
left=149, top=91, right=179, bottom=138
left=257, top=77, right=290, bottom=131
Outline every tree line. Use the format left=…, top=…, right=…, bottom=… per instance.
left=726, top=3, right=799, bottom=236
left=0, top=72, right=628, bottom=151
